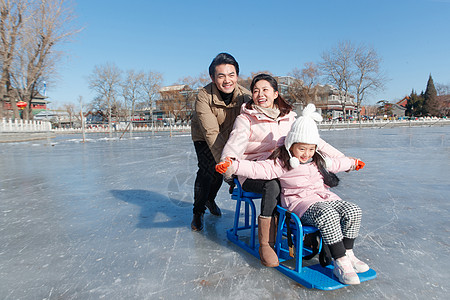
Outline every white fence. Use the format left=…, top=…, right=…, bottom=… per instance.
left=318, top=118, right=450, bottom=130
left=2, top=118, right=449, bottom=134
left=52, top=124, right=191, bottom=134
left=0, top=118, right=52, bottom=132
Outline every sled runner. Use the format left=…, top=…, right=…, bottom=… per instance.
left=226, top=178, right=377, bottom=290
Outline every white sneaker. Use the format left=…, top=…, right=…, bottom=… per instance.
left=333, top=256, right=360, bottom=285
left=346, top=249, right=370, bottom=273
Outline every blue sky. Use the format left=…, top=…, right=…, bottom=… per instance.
left=48, top=0, right=450, bottom=108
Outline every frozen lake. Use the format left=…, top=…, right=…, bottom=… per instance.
left=1, top=126, right=449, bottom=299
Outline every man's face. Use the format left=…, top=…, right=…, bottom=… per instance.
left=211, top=64, right=237, bottom=94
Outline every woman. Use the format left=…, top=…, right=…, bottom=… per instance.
left=220, top=74, right=345, bottom=267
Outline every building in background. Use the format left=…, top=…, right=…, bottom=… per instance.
left=2, top=92, right=50, bottom=117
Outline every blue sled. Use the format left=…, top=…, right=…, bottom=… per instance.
left=227, top=179, right=376, bottom=290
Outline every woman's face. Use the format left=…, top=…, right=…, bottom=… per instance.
left=252, top=80, right=278, bottom=109
left=291, top=143, right=316, bottom=163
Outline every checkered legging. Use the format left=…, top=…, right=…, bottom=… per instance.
left=300, top=200, right=362, bottom=245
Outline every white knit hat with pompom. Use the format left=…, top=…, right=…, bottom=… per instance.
left=284, top=103, right=322, bottom=168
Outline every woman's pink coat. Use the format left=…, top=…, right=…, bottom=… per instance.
left=234, top=157, right=354, bottom=217
left=221, top=104, right=297, bottom=162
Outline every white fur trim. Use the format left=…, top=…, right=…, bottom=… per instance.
left=289, top=157, right=300, bottom=168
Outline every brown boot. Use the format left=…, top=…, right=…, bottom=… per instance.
left=258, top=215, right=279, bottom=267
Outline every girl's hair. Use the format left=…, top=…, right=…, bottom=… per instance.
left=246, top=73, right=292, bottom=117
left=268, top=145, right=340, bottom=187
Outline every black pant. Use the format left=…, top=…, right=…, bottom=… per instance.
left=242, top=178, right=281, bottom=217
left=193, top=141, right=223, bottom=214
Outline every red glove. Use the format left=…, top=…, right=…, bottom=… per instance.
left=215, top=157, right=232, bottom=174
left=355, top=159, right=365, bottom=171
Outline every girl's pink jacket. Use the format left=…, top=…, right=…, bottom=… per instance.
left=221, top=103, right=345, bottom=183
left=233, top=157, right=355, bottom=218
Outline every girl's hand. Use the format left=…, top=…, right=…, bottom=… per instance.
left=216, top=157, right=233, bottom=174
left=355, top=159, right=365, bottom=171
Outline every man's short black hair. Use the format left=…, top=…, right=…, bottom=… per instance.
left=208, top=52, right=240, bottom=78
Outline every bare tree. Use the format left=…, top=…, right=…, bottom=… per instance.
left=0, top=0, right=28, bottom=118
left=435, top=82, right=450, bottom=116
left=238, top=75, right=252, bottom=91
left=288, top=63, right=321, bottom=105
left=286, top=68, right=304, bottom=104
left=197, top=72, right=210, bottom=87
left=88, top=62, right=122, bottom=137
left=319, top=41, right=355, bottom=119
left=141, top=70, right=163, bottom=126
left=353, top=44, right=386, bottom=119
left=10, top=0, right=80, bottom=120
left=302, top=62, right=321, bottom=104
left=364, top=105, right=379, bottom=118
left=121, top=69, right=144, bottom=134
left=320, top=41, right=388, bottom=120
left=78, top=95, right=85, bottom=142
left=238, top=70, right=273, bottom=91
left=436, top=82, right=450, bottom=96
left=178, top=71, right=209, bottom=90
left=178, top=72, right=209, bottom=119
left=158, top=86, right=192, bottom=123
left=63, top=103, right=76, bottom=127
left=89, top=95, right=105, bottom=112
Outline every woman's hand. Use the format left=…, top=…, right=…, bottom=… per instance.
left=215, top=157, right=233, bottom=174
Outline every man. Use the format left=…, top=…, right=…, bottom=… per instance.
left=190, top=53, right=251, bottom=231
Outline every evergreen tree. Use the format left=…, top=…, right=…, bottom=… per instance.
left=405, top=90, right=414, bottom=116
left=376, top=100, right=393, bottom=116
left=424, top=74, right=439, bottom=116
left=418, top=91, right=425, bottom=116
left=407, top=90, right=424, bottom=117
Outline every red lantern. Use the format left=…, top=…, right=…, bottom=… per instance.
left=16, top=101, right=27, bottom=109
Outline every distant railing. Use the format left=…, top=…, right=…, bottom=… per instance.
left=318, top=117, right=450, bottom=130
left=52, top=124, right=191, bottom=133
left=0, top=118, right=52, bottom=132
left=2, top=118, right=449, bottom=134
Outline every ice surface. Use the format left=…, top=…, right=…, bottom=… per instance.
left=0, top=126, right=449, bottom=299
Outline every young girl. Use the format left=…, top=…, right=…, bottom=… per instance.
left=216, top=104, right=369, bottom=285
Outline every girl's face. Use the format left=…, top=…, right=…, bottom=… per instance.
left=291, top=143, right=316, bottom=163
left=252, top=80, right=278, bottom=109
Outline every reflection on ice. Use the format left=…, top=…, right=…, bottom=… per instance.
left=0, top=127, right=449, bottom=299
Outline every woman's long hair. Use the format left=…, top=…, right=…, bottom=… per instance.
left=246, top=73, right=292, bottom=117
left=268, top=145, right=340, bottom=187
